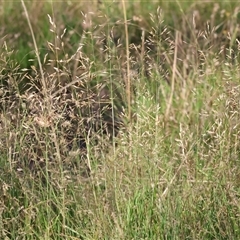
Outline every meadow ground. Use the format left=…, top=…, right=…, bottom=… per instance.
left=0, top=0, right=240, bottom=239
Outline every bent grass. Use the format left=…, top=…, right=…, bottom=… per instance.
left=0, top=0, right=240, bottom=239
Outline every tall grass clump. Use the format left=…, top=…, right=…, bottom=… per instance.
left=0, top=0, right=240, bottom=239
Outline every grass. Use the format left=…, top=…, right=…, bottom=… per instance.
left=0, top=0, right=240, bottom=239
